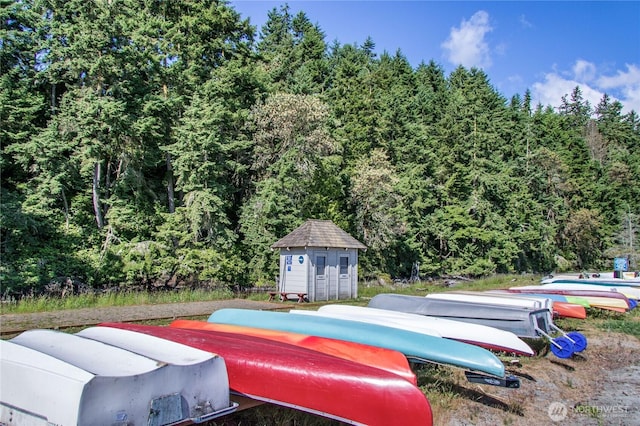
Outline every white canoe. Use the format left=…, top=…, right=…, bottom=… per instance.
left=292, top=305, right=534, bottom=356
left=426, top=292, right=554, bottom=311
left=542, top=273, right=640, bottom=286
left=367, top=294, right=586, bottom=358
left=530, top=283, right=640, bottom=300
left=2, top=340, right=97, bottom=426
left=4, top=329, right=236, bottom=425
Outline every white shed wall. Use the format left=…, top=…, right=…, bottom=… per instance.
left=278, top=247, right=359, bottom=302
left=278, top=249, right=309, bottom=295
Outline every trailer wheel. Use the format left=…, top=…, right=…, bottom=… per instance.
left=550, top=337, right=574, bottom=359
left=565, top=331, right=587, bottom=352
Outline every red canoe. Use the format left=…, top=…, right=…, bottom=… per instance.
left=170, top=319, right=417, bottom=385
left=552, top=301, right=588, bottom=319
left=100, top=322, right=433, bottom=426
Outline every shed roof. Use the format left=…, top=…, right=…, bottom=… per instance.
left=271, top=220, right=367, bottom=250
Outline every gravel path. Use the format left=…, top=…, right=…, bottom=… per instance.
left=0, top=298, right=284, bottom=337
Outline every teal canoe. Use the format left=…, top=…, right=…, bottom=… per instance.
left=208, top=308, right=505, bottom=378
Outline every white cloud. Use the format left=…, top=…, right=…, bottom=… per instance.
left=508, top=74, right=524, bottom=85
left=597, top=64, right=640, bottom=89
left=531, top=61, right=640, bottom=114
left=441, top=11, right=493, bottom=69
left=572, top=60, right=596, bottom=82
left=519, top=14, right=533, bottom=29
left=531, top=73, right=602, bottom=110
left=597, top=64, right=640, bottom=112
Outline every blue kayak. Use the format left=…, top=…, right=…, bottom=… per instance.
left=208, top=308, right=505, bottom=378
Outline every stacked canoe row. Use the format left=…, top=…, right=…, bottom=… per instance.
left=364, top=272, right=638, bottom=359
left=366, top=292, right=587, bottom=359
left=1, top=301, right=535, bottom=425
left=3, top=272, right=636, bottom=425
left=518, top=271, right=640, bottom=314
left=3, top=318, right=435, bottom=425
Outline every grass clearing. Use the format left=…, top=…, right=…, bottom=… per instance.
left=1, top=287, right=235, bottom=314
left=358, top=274, right=542, bottom=298
left=596, top=307, right=640, bottom=338
left=5, top=274, right=638, bottom=343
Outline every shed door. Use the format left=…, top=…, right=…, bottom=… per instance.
left=314, top=254, right=328, bottom=301
left=338, top=255, right=351, bottom=298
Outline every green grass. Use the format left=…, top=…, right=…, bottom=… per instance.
left=597, top=307, right=640, bottom=338
left=357, top=273, right=543, bottom=299
left=415, top=364, right=461, bottom=409
left=0, top=287, right=236, bottom=314
left=4, top=273, right=639, bottom=342
left=0, top=274, right=544, bottom=314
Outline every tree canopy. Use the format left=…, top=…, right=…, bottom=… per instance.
left=2, top=0, right=639, bottom=296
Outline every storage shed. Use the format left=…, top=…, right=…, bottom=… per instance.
left=271, top=220, right=367, bottom=302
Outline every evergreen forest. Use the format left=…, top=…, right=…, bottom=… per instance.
left=2, top=0, right=639, bottom=297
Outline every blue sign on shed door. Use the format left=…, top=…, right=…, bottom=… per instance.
left=614, top=257, right=628, bottom=271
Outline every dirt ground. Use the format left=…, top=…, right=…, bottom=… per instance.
left=438, top=327, right=640, bottom=426
left=2, top=299, right=639, bottom=426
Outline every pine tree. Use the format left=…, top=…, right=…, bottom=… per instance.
left=240, top=93, right=340, bottom=283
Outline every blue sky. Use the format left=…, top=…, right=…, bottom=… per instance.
left=230, top=1, right=640, bottom=114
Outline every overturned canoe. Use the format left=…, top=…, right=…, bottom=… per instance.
left=99, top=322, right=433, bottom=426
left=294, top=304, right=534, bottom=356
left=3, top=329, right=236, bottom=425
left=485, top=291, right=589, bottom=319
left=368, top=293, right=552, bottom=339
left=509, top=286, right=635, bottom=311
left=426, top=291, right=554, bottom=310
left=486, top=290, right=591, bottom=307
left=208, top=307, right=506, bottom=375
left=551, top=301, right=590, bottom=318
left=425, top=291, right=563, bottom=329
left=207, top=308, right=505, bottom=378
left=542, top=275, right=640, bottom=287
left=426, top=291, right=587, bottom=320
left=537, top=282, right=640, bottom=301
left=170, top=319, right=417, bottom=384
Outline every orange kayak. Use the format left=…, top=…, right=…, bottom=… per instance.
left=170, top=319, right=417, bottom=385
left=553, top=301, right=587, bottom=319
